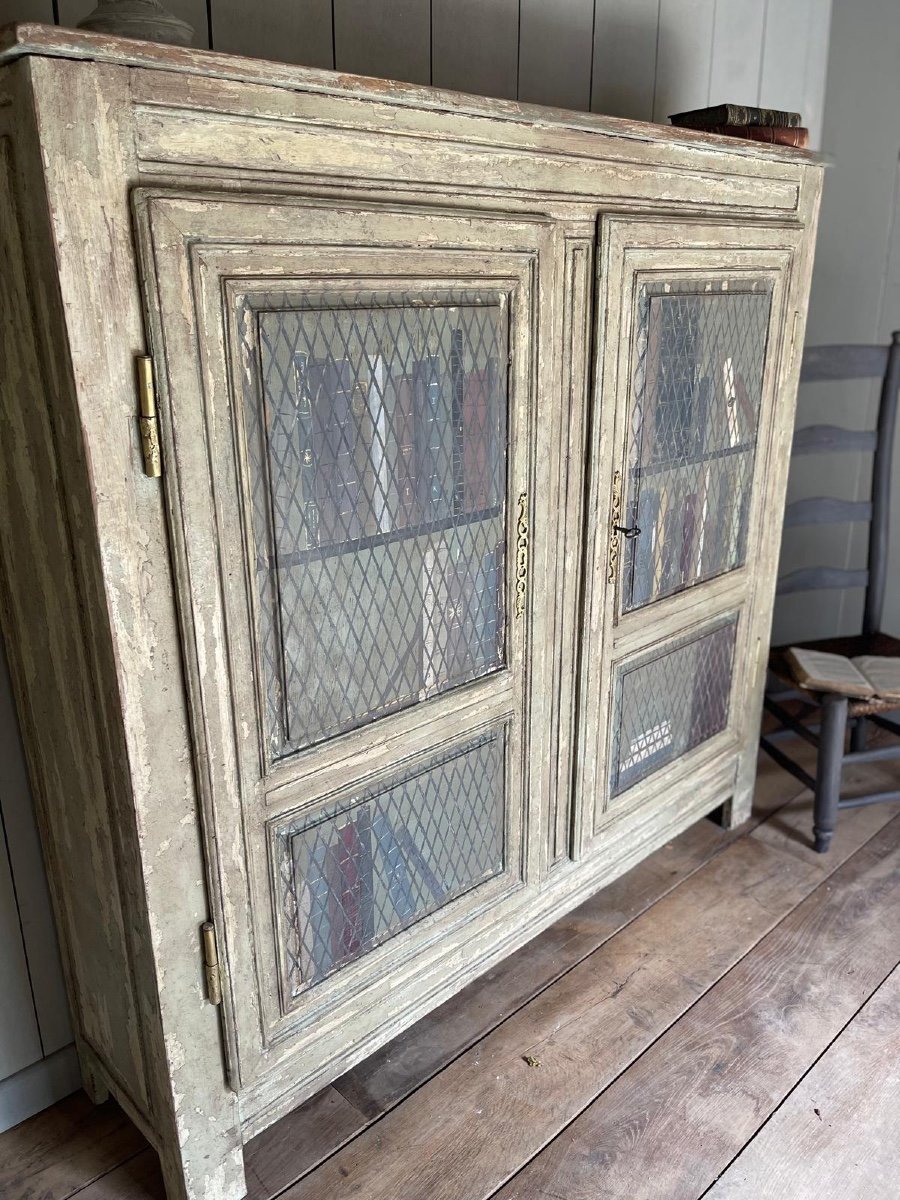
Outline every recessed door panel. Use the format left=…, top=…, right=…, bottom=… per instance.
left=610, top=617, right=737, bottom=797
left=134, top=191, right=556, bottom=1098
left=276, top=727, right=506, bottom=1001
left=576, top=217, right=799, bottom=848
left=244, top=292, right=509, bottom=759
left=621, top=281, right=772, bottom=611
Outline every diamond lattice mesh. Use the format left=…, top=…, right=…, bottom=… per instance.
left=622, top=281, right=772, bottom=611
left=277, top=728, right=506, bottom=994
left=611, top=619, right=737, bottom=797
left=240, top=292, right=508, bottom=758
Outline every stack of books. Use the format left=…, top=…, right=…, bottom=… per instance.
left=669, top=103, right=809, bottom=148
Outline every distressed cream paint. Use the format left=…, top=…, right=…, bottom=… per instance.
left=0, top=23, right=823, bottom=1199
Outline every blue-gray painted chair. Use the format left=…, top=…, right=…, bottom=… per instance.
left=761, top=332, right=900, bottom=852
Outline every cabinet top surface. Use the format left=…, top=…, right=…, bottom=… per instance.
left=0, top=22, right=825, bottom=171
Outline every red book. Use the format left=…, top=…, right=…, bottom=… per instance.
left=705, top=124, right=809, bottom=148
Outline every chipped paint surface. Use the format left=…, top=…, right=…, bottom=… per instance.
left=0, top=29, right=823, bottom=1200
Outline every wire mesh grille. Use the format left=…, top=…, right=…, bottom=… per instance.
left=622, top=280, right=772, bottom=611
left=611, top=618, right=737, bottom=797
left=239, top=291, right=509, bottom=759
left=277, top=728, right=506, bottom=994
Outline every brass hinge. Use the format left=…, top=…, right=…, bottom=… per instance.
left=201, top=921, right=223, bottom=1006
left=137, top=356, right=162, bottom=478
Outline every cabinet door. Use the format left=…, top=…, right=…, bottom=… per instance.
left=577, top=217, right=801, bottom=849
left=134, top=192, right=558, bottom=1107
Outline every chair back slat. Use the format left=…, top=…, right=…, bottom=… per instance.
left=792, top=425, right=878, bottom=455
left=783, top=497, right=872, bottom=528
left=800, top=344, right=889, bottom=382
left=777, top=566, right=869, bottom=595
left=864, top=332, right=900, bottom=633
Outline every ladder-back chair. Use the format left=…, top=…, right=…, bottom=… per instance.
left=762, top=332, right=900, bottom=851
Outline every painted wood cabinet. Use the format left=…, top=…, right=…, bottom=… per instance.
left=0, top=23, right=823, bottom=1199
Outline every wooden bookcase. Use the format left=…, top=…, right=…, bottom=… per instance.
left=0, top=24, right=824, bottom=1200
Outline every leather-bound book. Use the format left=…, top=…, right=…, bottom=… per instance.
left=670, top=103, right=802, bottom=129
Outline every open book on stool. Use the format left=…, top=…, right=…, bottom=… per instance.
left=786, top=646, right=900, bottom=701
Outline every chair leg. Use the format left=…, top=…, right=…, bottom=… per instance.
left=850, top=716, right=868, bottom=753
left=813, top=693, right=849, bottom=853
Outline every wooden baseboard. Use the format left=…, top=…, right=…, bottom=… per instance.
left=0, top=1043, right=80, bottom=1133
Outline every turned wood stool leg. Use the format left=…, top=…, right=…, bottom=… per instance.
left=813, top=693, right=849, bottom=853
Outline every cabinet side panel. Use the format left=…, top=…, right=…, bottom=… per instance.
left=0, top=125, right=148, bottom=1110
left=23, top=55, right=245, bottom=1199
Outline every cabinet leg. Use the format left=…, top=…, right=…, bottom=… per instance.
left=715, top=788, right=753, bottom=831
left=157, top=1127, right=247, bottom=1200
left=76, top=1036, right=109, bottom=1105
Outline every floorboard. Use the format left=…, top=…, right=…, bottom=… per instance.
left=705, top=963, right=900, bottom=1200
left=246, top=752, right=809, bottom=1199
left=0, top=1091, right=148, bottom=1200
left=2, top=746, right=896, bottom=1200
left=491, top=812, right=900, bottom=1200
left=281, top=790, right=899, bottom=1200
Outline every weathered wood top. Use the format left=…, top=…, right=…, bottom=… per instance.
left=0, top=22, right=825, bottom=169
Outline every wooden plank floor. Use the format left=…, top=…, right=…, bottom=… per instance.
left=3, top=746, right=900, bottom=1200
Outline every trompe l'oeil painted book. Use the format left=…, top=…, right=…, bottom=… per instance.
left=786, top=647, right=900, bottom=701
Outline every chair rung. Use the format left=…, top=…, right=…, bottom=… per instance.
left=759, top=736, right=816, bottom=791
left=763, top=694, right=820, bottom=747
left=837, top=790, right=900, bottom=810
left=777, top=566, right=869, bottom=594
left=843, top=743, right=900, bottom=765
left=783, top=497, right=872, bottom=527
left=792, top=425, right=877, bottom=455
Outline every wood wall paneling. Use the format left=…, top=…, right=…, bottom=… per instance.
left=0, top=0, right=52, bottom=22
left=517, top=0, right=594, bottom=112
left=651, top=0, right=716, bottom=123
left=759, top=0, right=814, bottom=116
left=590, top=0, right=659, bottom=120
left=2, top=0, right=834, bottom=146
left=333, top=0, right=430, bottom=85
left=0, top=644, right=71, bottom=1057
left=431, top=0, right=519, bottom=100
left=211, top=0, right=333, bottom=69
left=707, top=0, right=766, bottom=108
left=0, top=819, right=41, bottom=1081
left=56, top=0, right=210, bottom=47
left=800, top=0, right=833, bottom=149
left=773, top=0, right=897, bottom=646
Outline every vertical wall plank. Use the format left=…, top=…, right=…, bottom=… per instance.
left=801, top=0, right=833, bottom=148
left=0, top=1, right=54, bottom=21
left=652, top=0, right=716, bottom=122
left=211, top=0, right=333, bottom=67
left=518, top=0, right=594, bottom=112
left=591, top=0, right=659, bottom=120
left=0, top=644, right=71, bottom=1056
left=432, top=0, right=518, bottom=100
left=707, top=0, right=765, bottom=107
left=0, top=820, right=42, bottom=1081
left=759, top=0, right=814, bottom=115
left=334, top=0, right=430, bottom=85
left=57, top=0, right=210, bottom=47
